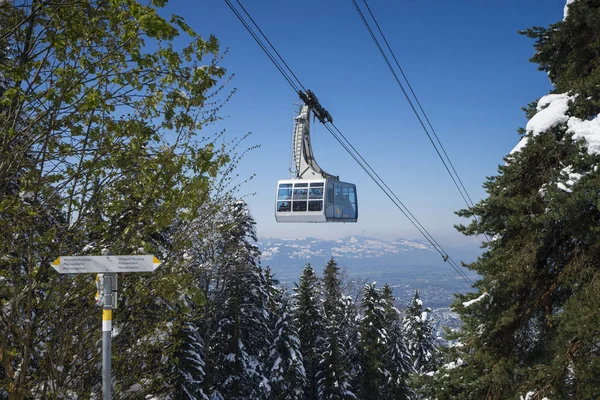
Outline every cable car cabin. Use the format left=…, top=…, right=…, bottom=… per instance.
left=275, top=104, right=358, bottom=223
left=275, top=179, right=358, bottom=223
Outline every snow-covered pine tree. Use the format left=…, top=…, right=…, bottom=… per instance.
left=381, top=284, right=413, bottom=399
left=357, top=283, right=388, bottom=400
left=422, top=2, right=600, bottom=398
left=340, top=293, right=362, bottom=393
left=403, top=290, right=439, bottom=374
left=207, top=200, right=271, bottom=399
left=317, top=258, right=356, bottom=399
left=293, top=263, right=324, bottom=400
left=173, top=322, right=209, bottom=400
left=266, top=290, right=306, bottom=399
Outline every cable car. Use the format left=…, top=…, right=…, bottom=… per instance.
left=275, top=104, right=358, bottom=223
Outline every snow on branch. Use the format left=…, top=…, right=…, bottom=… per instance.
left=462, top=292, right=489, bottom=308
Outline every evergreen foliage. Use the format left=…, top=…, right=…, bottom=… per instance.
left=266, top=291, right=306, bottom=399
left=403, top=290, right=440, bottom=374
left=318, top=258, right=356, bottom=399
left=173, top=322, right=209, bottom=400
left=339, top=293, right=362, bottom=393
left=421, top=1, right=600, bottom=398
left=381, top=284, right=413, bottom=399
left=207, top=200, right=270, bottom=400
left=358, top=283, right=388, bottom=400
left=293, top=264, right=324, bottom=400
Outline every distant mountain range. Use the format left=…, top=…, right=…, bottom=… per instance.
left=257, top=236, right=481, bottom=289
left=259, top=235, right=477, bottom=266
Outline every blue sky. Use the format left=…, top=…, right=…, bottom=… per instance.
left=163, top=0, right=564, bottom=246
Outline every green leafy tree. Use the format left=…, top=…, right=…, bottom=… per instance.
left=421, top=1, right=600, bottom=398
left=0, top=0, right=235, bottom=397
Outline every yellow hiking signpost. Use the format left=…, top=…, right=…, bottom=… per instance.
left=51, top=255, right=161, bottom=273
left=51, top=254, right=162, bottom=400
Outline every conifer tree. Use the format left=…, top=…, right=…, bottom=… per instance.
left=381, top=284, right=413, bottom=399
left=173, top=322, right=209, bottom=400
left=358, top=283, right=388, bottom=400
left=293, top=264, right=324, bottom=400
left=266, top=291, right=306, bottom=399
left=208, top=200, right=270, bottom=399
left=318, top=258, right=356, bottom=399
left=340, top=293, right=362, bottom=392
left=422, top=1, right=600, bottom=398
left=403, top=290, right=439, bottom=374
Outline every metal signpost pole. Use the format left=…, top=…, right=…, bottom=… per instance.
left=102, top=273, right=113, bottom=400
left=51, top=254, right=161, bottom=400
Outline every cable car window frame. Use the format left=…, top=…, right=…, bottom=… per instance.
left=293, top=200, right=307, bottom=211
left=308, top=200, right=322, bottom=211
left=277, top=201, right=291, bottom=212
left=293, top=187, right=308, bottom=200
left=278, top=183, right=293, bottom=200
left=309, top=183, right=324, bottom=199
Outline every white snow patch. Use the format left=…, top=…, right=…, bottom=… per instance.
left=564, top=0, right=576, bottom=19
left=511, top=94, right=574, bottom=154
left=443, top=358, right=464, bottom=370
left=556, top=165, right=583, bottom=193
left=520, top=391, right=549, bottom=400
left=511, top=93, right=600, bottom=159
left=82, top=243, right=95, bottom=253
left=18, top=191, right=34, bottom=201
left=567, top=113, right=600, bottom=155
left=462, top=292, right=488, bottom=308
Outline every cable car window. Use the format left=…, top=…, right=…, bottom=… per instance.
left=294, top=183, right=308, bottom=187
left=277, top=201, right=291, bottom=212
left=293, top=188, right=308, bottom=200
left=309, top=187, right=323, bottom=199
left=308, top=200, right=322, bottom=211
left=327, top=183, right=334, bottom=204
left=293, top=201, right=307, bottom=211
left=278, top=184, right=292, bottom=200
left=334, top=185, right=342, bottom=204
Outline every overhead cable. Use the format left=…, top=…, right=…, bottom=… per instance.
left=224, top=0, right=474, bottom=286
left=223, top=0, right=302, bottom=92
left=324, top=121, right=473, bottom=285
left=352, top=0, right=487, bottom=230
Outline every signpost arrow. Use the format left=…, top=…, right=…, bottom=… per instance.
left=51, top=255, right=161, bottom=273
